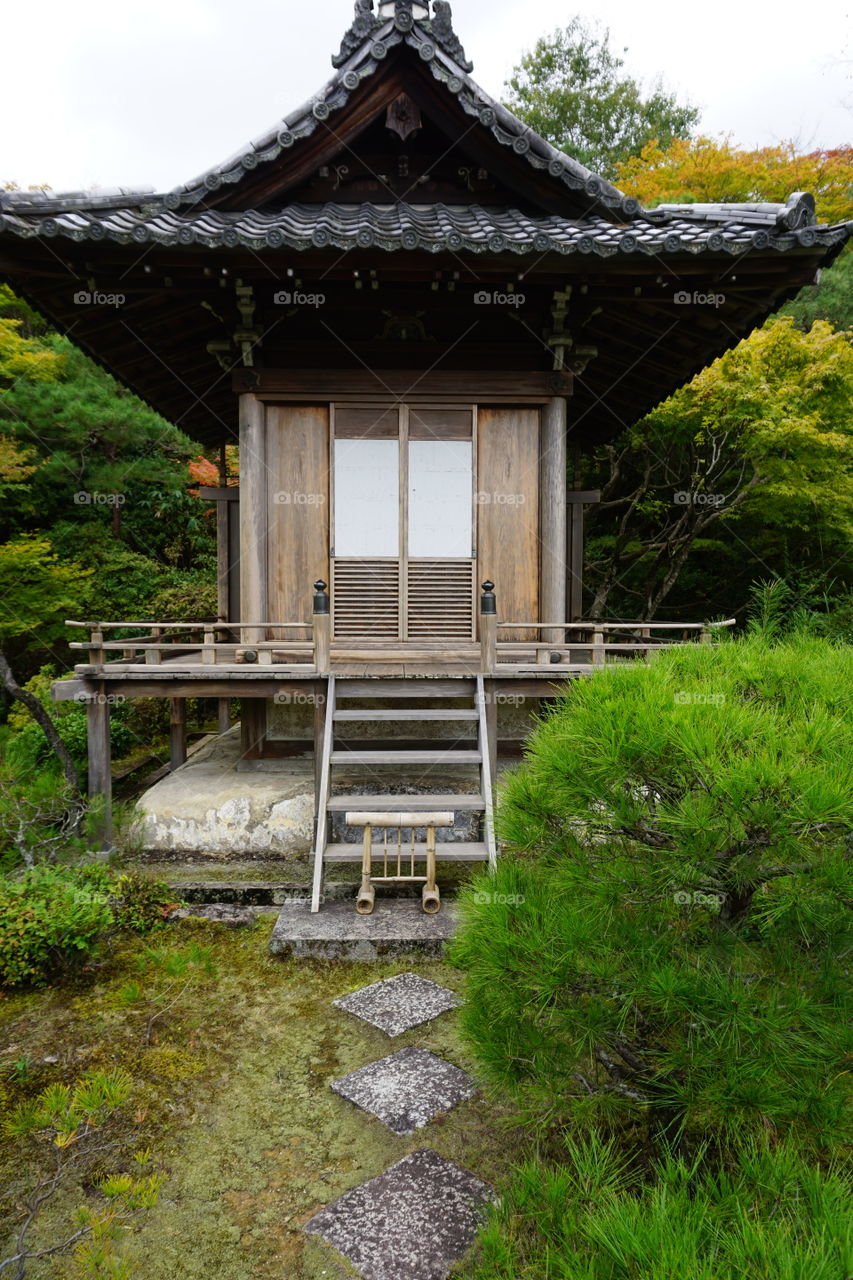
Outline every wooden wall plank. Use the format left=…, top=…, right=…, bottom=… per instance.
left=477, top=407, right=540, bottom=639
left=266, top=404, right=330, bottom=637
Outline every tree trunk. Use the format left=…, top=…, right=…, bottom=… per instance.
left=0, top=651, right=82, bottom=798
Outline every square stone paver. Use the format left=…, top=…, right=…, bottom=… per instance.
left=304, top=1148, right=494, bottom=1280
left=333, top=972, right=461, bottom=1036
left=331, top=1047, right=477, bottom=1134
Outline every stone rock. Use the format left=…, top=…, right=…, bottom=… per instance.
left=331, top=1046, right=477, bottom=1134
left=305, top=1148, right=493, bottom=1280
left=333, top=971, right=461, bottom=1035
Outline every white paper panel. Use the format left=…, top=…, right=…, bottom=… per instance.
left=408, top=440, right=472, bottom=558
left=334, top=439, right=399, bottom=556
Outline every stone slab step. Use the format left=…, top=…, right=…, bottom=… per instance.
left=323, top=842, right=489, bottom=863
left=269, top=898, right=458, bottom=960
left=304, top=1148, right=493, bottom=1280
left=330, top=1047, right=477, bottom=1134
left=326, top=793, right=485, bottom=811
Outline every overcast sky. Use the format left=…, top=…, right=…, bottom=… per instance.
left=2, top=0, right=850, bottom=194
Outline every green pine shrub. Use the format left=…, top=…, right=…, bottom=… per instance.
left=467, top=1134, right=852, bottom=1280
left=451, top=635, right=852, bottom=1158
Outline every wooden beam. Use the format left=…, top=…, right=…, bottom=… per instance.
left=234, top=369, right=573, bottom=400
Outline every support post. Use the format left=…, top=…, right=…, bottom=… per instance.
left=169, top=698, right=187, bottom=770
left=240, top=700, right=267, bottom=760
left=238, top=393, right=268, bottom=647
left=479, top=580, right=497, bottom=673
left=86, top=686, right=112, bottom=848
left=217, top=699, right=231, bottom=735
left=313, top=579, right=331, bottom=673
left=566, top=490, right=602, bottom=622
left=540, top=397, right=567, bottom=644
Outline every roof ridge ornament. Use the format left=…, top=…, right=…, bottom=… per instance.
left=333, top=0, right=472, bottom=73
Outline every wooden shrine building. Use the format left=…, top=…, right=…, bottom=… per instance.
left=1, top=0, right=849, bottom=898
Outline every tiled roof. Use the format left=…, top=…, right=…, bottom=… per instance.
left=0, top=198, right=845, bottom=257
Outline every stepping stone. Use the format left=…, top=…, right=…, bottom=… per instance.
left=334, top=972, right=461, bottom=1037
left=331, top=1046, right=477, bottom=1134
left=304, top=1148, right=494, bottom=1280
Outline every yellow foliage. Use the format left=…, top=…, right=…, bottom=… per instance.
left=616, top=137, right=853, bottom=225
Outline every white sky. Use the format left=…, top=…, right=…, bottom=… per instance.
left=1, top=0, right=850, bottom=194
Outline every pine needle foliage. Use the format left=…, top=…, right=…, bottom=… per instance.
left=451, top=636, right=852, bottom=1159
left=466, top=1135, right=851, bottom=1280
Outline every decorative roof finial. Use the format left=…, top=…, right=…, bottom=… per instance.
left=427, top=1, right=472, bottom=71
left=334, top=0, right=472, bottom=73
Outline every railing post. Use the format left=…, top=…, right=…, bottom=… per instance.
left=592, top=628, right=605, bottom=666
left=700, top=626, right=711, bottom=644
left=480, top=580, right=497, bottom=673
left=145, top=626, right=161, bottom=666
left=202, top=627, right=216, bottom=664
left=90, top=627, right=104, bottom=668
left=313, top=579, right=331, bottom=673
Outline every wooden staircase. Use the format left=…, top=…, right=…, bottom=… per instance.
left=310, top=675, right=497, bottom=911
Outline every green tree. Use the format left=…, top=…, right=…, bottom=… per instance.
left=583, top=319, right=853, bottom=619
left=504, top=17, right=699, bottom=179
left=0, top=536, right=91, bottom=794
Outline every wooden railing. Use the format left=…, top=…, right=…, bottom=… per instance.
left=67, top=578, right=734, bottom=675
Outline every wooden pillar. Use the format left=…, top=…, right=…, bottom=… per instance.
left=169, top=698, right=187, bottom=770
left=540, top=397, right=567, bottom=643
left=86, top=686, right=112, bottom=847
left=566, top=490, right=602, bottom=621
left=238, top=393, right=268, bottom=647
left=240, top=700, right=267, bottom=760
left=217, top=699, right=231, bottom=735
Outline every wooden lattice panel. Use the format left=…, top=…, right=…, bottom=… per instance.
left=406, top=561, right=475, bottom=640
left=333, top=560, right=400, bottom=639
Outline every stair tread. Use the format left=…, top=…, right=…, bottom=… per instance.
left=337, top=679, right=477, bottom=697
left=330, top=749, right=482, bottom=764
left=327, top=793, right=485, bottom=810
left=323, top=841, right=490, bottom=863
left=333, top=709, right=478, bottom=721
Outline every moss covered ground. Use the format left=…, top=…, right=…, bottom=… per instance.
left=0, top=916, right=523, bottom=1279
